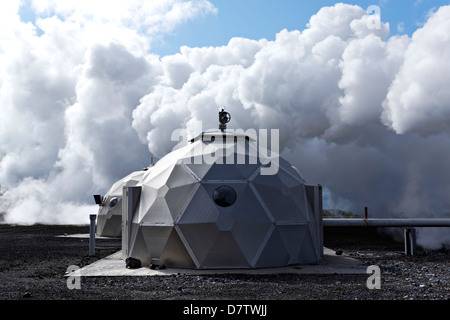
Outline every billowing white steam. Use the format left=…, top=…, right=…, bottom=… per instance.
left=0, top=0, right=216, bottom=224
left=1, top=2, right=450, bottom=248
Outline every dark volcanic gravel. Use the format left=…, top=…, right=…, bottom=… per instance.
left=0, top=224, right=449, bottom=311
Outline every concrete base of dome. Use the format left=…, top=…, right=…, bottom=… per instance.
left=67, top=247, right=366, bottom=277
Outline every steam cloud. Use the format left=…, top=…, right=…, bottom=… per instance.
left=1, top=2, right=449, bottom=248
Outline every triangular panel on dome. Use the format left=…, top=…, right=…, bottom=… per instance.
left=251, top=179, right=308, bottom=223
left=178, top=138, right=204, bottom=153
left=278, top=157, right=306, bottom=179
left=160, top=229, right=196, bottom=268
left=215, top=211, right=235, bottom=231
left=97, top=214, right=122, bottom=237
left=291, top=185, right=309, bottom=213
left=254, top=227, right=290, bottom=268
left=231, top=184, right=273, bottom=223
left=251, top=162, right=304, bottom=187
left=184, top=162, right=212, bottom=181
left=177, top=185, right=220, bottom=224
left=151, top=144, right=191, bottom=172
left=235, top=163, right=262, bottom=180
left=140, top=226, right=172, bottom=263
left=165, top=183, right=199, bottom=221
left=278, top=164, right=305, bottom=187
left=201, top=231, right=250, bottom=268
left=141, top=162, right=175, bottom=189
left=135, top=185, right=158, bottom=222
left=175, top=223, right=219, bottom=268
left=166, top=163, right=199, bottom=188
left=140, top=197, right=173, bottom=225
left=108, top=170, right=146, bottom=196
left=232, top=222, right=273, bottom=268
left=276, top=224, right=308, bottom=265
left=298, top=225, right=321, bottom=264
left=250, top=170, right=283, bottom=188
left=304, top=192, right=317, bottom=221
left=128, top=227, right=151, bottom=265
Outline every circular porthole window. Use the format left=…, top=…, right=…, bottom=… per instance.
left=109, top=197, right=118, bottom=208
left=213, top=186, right=237, bottom=207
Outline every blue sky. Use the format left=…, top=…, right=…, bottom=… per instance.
left=16, top=0, right=450, bottom=56
left=152, top=0, right=449, bottom=56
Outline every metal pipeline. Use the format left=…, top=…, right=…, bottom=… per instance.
left=323, top=207, right=450, bottom=256
left=323, top=218, right=450, bottom=227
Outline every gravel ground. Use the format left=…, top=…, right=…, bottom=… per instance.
left=0, top=224, right=448, bottom=312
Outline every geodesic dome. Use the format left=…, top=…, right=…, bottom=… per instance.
left=96, top=169, right=147, bottom=237
left=121, top=131, right=323, bottom=269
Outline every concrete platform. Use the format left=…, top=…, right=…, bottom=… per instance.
left=69, top=248, right=367, bottom=277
